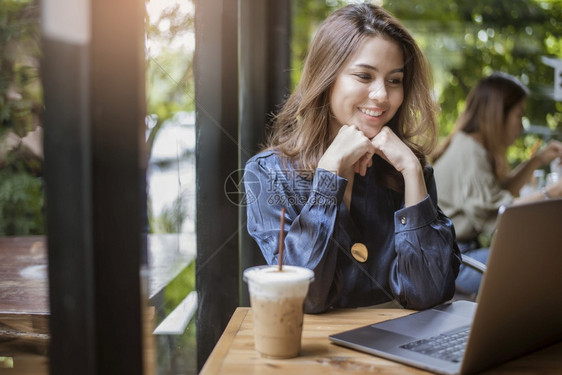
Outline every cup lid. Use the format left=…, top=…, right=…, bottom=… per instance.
left=243, top=265, right=314, bottom=284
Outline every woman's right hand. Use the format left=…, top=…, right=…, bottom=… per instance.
left=537, top=140, right=562, bottom=165
left=318, top=125, right=375, bottom=178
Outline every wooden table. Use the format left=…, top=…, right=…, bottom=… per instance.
left=0, top=237, right=49, bottom=355
left=201, top=307, right=562, bottom=374
left=0, top=233, right=195, bottom=372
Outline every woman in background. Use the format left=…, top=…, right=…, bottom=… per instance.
left=432, top=72, right=562, bottom=296
left=244, top=3, right=460, bottom=313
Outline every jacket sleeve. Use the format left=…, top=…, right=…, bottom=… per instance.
left=244, top=156, right=347, bottom=312
left=390, top=166, right=462, bottom=310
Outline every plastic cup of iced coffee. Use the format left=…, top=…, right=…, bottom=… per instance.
left=243, top=265, right=314, bottom=359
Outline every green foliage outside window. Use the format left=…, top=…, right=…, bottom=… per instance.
left=145, top=2, right=195, bottom=159
left=0, top=0, right=43, bottom=236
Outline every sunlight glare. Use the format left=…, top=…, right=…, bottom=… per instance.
left=146, top=0, right=195, bottom=55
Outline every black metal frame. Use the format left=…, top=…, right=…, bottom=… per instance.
left=43, top=0, right=147, bottom=374
left=193, top=0, right=240, bottom=370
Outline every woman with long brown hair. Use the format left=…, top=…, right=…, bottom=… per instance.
left=433, top=72, right=562, bottom=296
left=244, top=3, right=460, bottom=313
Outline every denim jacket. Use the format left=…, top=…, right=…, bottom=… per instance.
left=244, top=150, right=460, bottom=313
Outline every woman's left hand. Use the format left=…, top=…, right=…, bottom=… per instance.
left=371, top=126, right=428, bottom=206
left=370, top=126, right=419, bottom=174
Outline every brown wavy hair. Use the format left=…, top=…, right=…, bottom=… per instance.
left=431, top=72, right=529, bottom=180
left=263, top=3, right=438, bottom=191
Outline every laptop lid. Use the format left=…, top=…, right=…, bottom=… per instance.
left=460, top=199, right=562, bottom=373
left=329, top=199, right=562, bottom=374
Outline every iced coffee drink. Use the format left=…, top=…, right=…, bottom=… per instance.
left=243, top=265, right=314, bottom=359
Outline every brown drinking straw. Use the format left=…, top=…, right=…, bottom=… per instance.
left=278, top=207, right=286, bottom=271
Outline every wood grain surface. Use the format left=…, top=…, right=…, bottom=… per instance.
left=201, top=307, right=562, bottom=375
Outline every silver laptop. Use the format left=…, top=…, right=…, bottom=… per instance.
left=329, top=199, right=562, bottom=374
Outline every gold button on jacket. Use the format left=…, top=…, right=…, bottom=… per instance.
left=351, top=243, right=368, bottom=262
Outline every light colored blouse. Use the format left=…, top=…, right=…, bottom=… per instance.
left=433, top=132, right=513, bottom=242
left=244, top=150, right=460, bottom=313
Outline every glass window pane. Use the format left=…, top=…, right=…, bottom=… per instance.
left=145, top=1, right=197, bottom=374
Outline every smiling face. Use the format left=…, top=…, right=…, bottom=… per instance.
left=329, top=36, right=404, bottom=139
